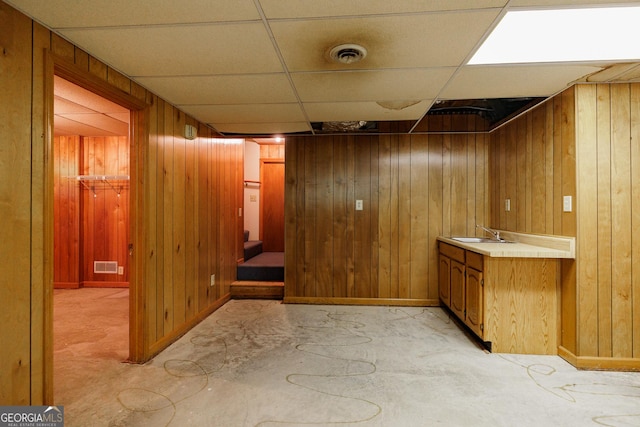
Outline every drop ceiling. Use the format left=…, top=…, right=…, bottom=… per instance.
left=8, top=0, right=640, bottom=136
left=54, top=76, right=130, bottom=137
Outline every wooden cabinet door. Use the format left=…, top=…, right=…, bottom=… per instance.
left=450, top=259, right=465, bottom=320
left=466, top=267, right=483, bottom=338
left=438, top=254, right=451, bottom=307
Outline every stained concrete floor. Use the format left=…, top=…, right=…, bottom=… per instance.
left=54, top=288, right=640, bottom=427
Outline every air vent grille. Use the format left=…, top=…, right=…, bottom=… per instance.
left=329, top=44, right=367, bottom=64
left=94, top=261, right=118, bottom=274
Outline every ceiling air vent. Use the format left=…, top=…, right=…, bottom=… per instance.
left=329, top=44, right=367, bottom=64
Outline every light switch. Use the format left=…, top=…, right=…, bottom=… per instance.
left=563, top=195, right=572, bottom=212
left=355, top=200, right=363, bottom=211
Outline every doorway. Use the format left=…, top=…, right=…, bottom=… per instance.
left=52, top=75, right=131, bottom=398
left=236, top=140, right=285, bottom=286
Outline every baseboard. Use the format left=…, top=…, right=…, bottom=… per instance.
left=54, top=282, right=80, bottom=289
left=558, top=346, right=640, bottom=371
left=146, top=293, right=231, bottom=360
left=231, top=281, right=284, bottom=299
left=283, top=297, right=439, bottom=307
left=82, top=281, right=129, bottom=288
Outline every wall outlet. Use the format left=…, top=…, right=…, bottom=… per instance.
left=505, top=198, right=511, bottom=212
left=210, top=274, right=215, bottom=287
left=355, top=200, right=363, bottom=211
left=563, top=195, right=572, bottom=212
left=118, top=266, right=124, bottom=275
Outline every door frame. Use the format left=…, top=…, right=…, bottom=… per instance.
left=44, top=52, right=148, bottom=398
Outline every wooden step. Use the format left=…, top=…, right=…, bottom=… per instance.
left=230, top=281, right=284, bottom=299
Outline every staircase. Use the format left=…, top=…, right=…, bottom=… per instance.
left=235, top=230, right=284, bottom=299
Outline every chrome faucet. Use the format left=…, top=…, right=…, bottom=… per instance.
left=476, top=225, right=501, bottom=241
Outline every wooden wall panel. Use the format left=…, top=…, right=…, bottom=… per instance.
left=575, top=85, right=599, bottom=356
left=410, top=136, right=429, bottom=300
left=285, top=122, right=489, bottom=304
left=0, top=2, right=244, bottom=403
left=260, top=143, right=285, bottom=160
left=595, top=84, right=613, bottom=358
left=489, top=91, right=579, bottom=354
left=53, top=136, right=80, bottom=287
left=0, top=2, right=34, bottom=404
left=493, top=84, right=640, bottom=365
left=631, top=84, right=640, bottom=359
left=80, top=136, right=129, bottom=286
left=573, top=83, right=639, bottom=361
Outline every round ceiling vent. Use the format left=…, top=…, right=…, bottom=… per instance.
left=329, top=43, right=367, bottom=64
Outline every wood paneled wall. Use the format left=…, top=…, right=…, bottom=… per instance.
left=144, top=100, right=243, bottom=354
left=81, top=136, right=130, bottom=286
left=53, top=136, right=81, bottom=287
left=54, top=135, right=130, bottom=287
left=490, top=84, right=640, bottom=368
left=488, top=91, right=578, bottom=355
left=488, top=91, right=577, bottom=236
left=0, top=2, right=36, bottom=405
left=574, top=83, right=640, bottom=362
left=260, top=143, right=285, bottom=160
left=285, top=119, right=489, bottom=304
left=0, top=1, right=243, bottom=404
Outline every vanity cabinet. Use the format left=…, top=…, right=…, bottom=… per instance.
left=438, top=239, right=559, bottom=355
left=465, top=251, right=484, bottom=338
left=439, top=242, right=481, bottom=337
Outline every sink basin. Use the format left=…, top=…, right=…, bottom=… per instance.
left=451, top=237, right=515, bottom=243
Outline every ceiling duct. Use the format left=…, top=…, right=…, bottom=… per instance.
left=427, top=98, right=545, bottom=126
left=329, top=44, right=367, bottom=64
left=312, top=121, right=378, bottom=133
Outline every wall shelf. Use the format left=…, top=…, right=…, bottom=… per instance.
left=73, top=175, right=129, bottom=197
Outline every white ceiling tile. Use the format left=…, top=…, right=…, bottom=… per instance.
left=12, top=0, right=638, bottom=135
left=137, top=74, right=297, bottom=105
left=304, top=101, right=431, bottom=122
left=59, top=23, right=283, bottom=76
left=181, top=104, right=306, bottom=124
left=441, top=64, right=602, bottom=99
left=270, top=11, right=500, bottom=71
left=292, top=68, right=455, bottom=102
left=213, top=122, right=311, bottom=134
left=260, top=0, right=506, bottom=18
left=5, top=0, right=260, bottom=27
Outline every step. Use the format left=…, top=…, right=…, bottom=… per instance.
left=237, top=252, right=284, bottom=281
left=230, top=281, right=284, bottom=299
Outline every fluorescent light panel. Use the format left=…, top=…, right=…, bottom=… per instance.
left=469, top=6, right=640, bottom=65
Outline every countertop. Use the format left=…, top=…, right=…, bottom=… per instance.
left=437, top=231, right=575, bottom=259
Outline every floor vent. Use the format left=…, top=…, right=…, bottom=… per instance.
left=94, top=261, right=118, bottom=274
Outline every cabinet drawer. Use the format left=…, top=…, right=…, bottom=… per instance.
left=439, top=242, right=465, bottom=263
left=466, top=251, right=483, bottom=271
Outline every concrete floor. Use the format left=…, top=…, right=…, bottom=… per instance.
left=54, top=288, right=640, bottom=427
